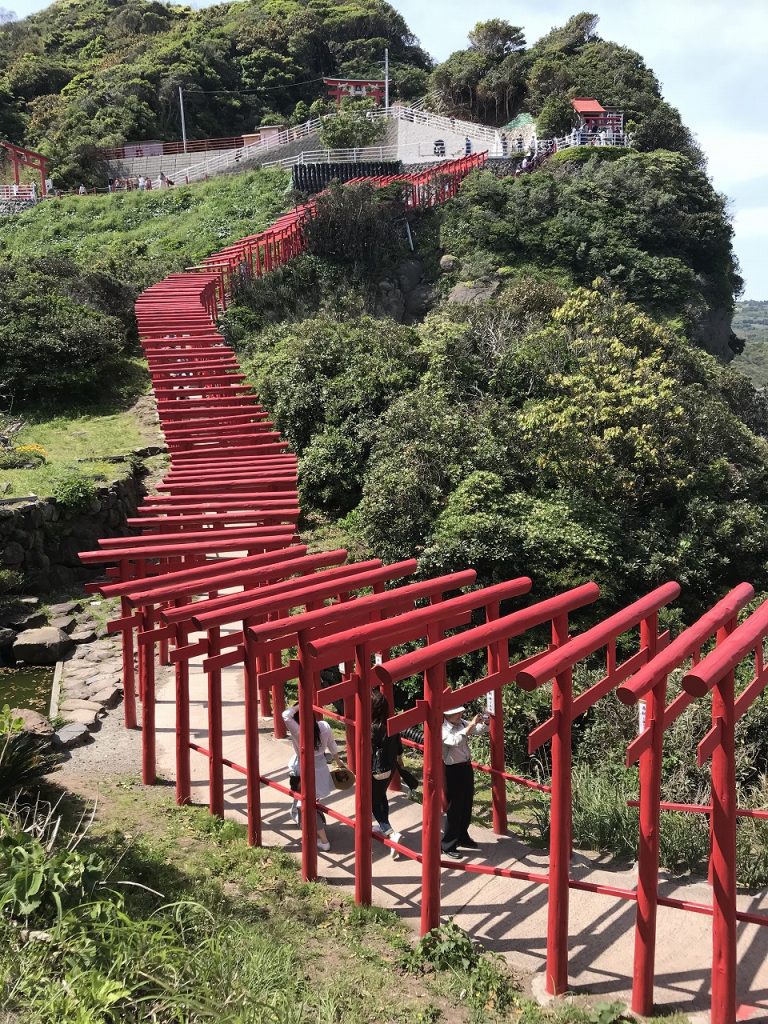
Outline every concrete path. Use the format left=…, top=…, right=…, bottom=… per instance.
left=152, top=654, right=768, bottom=1021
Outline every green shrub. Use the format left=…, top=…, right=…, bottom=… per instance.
left=400, top=920, right=516, bottom=1015
left=0, top=707, right=62, bottom=802
left=0, top=812, right=104, bottom=921
left=49, top=471, right=98, bottom=512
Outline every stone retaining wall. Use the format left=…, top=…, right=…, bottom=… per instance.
left=0, top=468, right=145, bottom=591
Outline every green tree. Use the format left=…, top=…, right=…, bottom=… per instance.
left=318, top=99, right=387, bottom=149
left=468, top=20, right=525, bottom=60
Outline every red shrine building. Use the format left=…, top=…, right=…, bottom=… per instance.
left=571, top=97, right=624, bottom=133
left=323, top=78, right=386, bottom=105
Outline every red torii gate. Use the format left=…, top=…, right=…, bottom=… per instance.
left=1, top=140, right=50, bottom=194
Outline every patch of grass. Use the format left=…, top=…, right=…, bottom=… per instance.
left=2, top=401, right=148, bottom=498
left=0, top=170, right=290, bottom=293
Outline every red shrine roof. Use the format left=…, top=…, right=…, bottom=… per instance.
left=571, top=98, right=606, bottom=115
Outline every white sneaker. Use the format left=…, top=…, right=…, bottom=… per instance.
left=317, top=840, right=331, bottom=852
left=389, top=831, right=402, bottom=859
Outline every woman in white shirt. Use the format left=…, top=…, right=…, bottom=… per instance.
left=441, top=705, right=486, bottom=858
left=282, top=704, right=345, bottom=852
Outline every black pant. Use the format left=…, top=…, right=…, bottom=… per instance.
left=371, top=773, right=392, bottom=829
left=442, top=761, right=474, bottom=851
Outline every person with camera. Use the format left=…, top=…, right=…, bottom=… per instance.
left=441, top=705, right=487, bottom=858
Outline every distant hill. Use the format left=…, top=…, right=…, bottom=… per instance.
left=0, top=0, right=432, bottom=183
left=1, top=3, right=704, bottom=186
left=733, top=300, right=768, bottom=386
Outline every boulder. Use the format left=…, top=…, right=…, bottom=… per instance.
left=0, top=628, right=15, bottom=649
left=50, top=616, right=76, bottom=634
left=54, top=723, right=92, bottom=749
left=48, top=601, right=82, bottom=616
left=2, top=541, right=24, bottom=566
left=89, top=685, right=122, bottom=709
left=10, top=611, right=48, bottom=631
left=9, top=708, right=54, bottom=738
left=448, top=279, right=500, bottom=305
left=61, top=706, right=101, bottom=727
left=62, top=682, right=94, bottom=701
left=70, top=629, right=97, bottom=645
left=59, top=698, right=105, bottom=714
left=439, top=254, right=460, bottom=272
left=12, top=627, right=73, bottom=665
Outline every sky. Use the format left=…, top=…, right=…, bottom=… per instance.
left=5, top=0, right=767, bottom=299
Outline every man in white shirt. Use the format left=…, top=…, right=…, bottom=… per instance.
left=441, top=705, right=486, bottom=858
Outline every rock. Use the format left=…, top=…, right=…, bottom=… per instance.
left=61, top=706, right=101, bottom=727
left=0, top=628, right=15, bottom=648
left=10, top=611, right=48, bottom=631
left=69, top=628, right=97, bottom=645
left=448, top=279, right=500, bottom=305
left=2, top=541, right=24, bottom=566
left=9, top=708, right=54, bottom=738
left=12, top=627, right=74, bottom=665
left=18, top=597, right=39, bottom=607
left=60, top=697, right=105, bottom=714
left=89, top=685, right=122, bottom=709
left=48, top=600, right=82, bottom=616
left=62, top=682, right=95, bottom=701
left=397, top=258, right=423, bottom=294
left=440, top=254, right=460, bottom=271
left=54, top=723, right=92, bottom=748
left=50, top=616, right=76, bottom=634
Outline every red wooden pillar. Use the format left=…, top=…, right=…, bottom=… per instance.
left=486, top=601, right=507, bottom=834
left=175, top=620, right=192, bottom=805
left=545, top=611, right=572, bottom=995
left=354, top=647, right=373, bottom=905
left=207, top=625, right=225, bottom=817
left=138, top=605, right=156, bottom=785
left=710, top=663, right=737, bottom=1024
left=632, top=612, right=665, bottom=1015
left=421, top=658, right=444, bottom=935
left=297, top=629, right=318, bottom=881
left=120, top=593, right=137, bottom=729
left=243, top=623, right=262, bottom=846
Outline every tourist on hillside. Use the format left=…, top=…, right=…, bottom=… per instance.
left=78, top=184, right=86, bottom=195
left=371, top=689, right=405, bottom=857
left=29, top=181, right=36, bottom=201
left=282, top=703, right=346, bottom=852
left=516, top=134, right=524, bottom=152
left=138, top=175, right=146, bottom=191
left=464, top=136, right=472, bottom=156
left=500, top=133, right=508, bottom=157
left=441, top=705, right=487, bottom=858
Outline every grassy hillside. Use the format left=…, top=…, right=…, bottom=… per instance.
left=0, top=167, right=290, bottom=292
left=733, top=300, right=768, bottom=386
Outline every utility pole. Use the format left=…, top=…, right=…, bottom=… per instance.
left=384, top=47, right=389, bottom=111
left=179, top=86, right=188, bottom=153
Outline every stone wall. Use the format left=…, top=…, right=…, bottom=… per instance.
left=0, top=469, right=145, bottom=591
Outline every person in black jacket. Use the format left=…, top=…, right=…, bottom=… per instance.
left=371, top=690, right=404, bottom=850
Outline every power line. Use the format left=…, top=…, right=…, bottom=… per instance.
left=193, top=77, right=327, bottom=96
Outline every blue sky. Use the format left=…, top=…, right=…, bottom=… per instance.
left=6, top=0, right=767, bottom=299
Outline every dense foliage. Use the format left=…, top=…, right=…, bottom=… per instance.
left=429, top=12, right=703, bottom=164
left=441, top=152, right=742, bottom=349
left=0, top=256, right=135, bottom=407
left=0, top=0, right=431, bottom=184
left=239, top=280, right=768, bottom=615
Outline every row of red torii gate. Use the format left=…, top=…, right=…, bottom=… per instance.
left=78, top=154, right=768, bottom=1024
